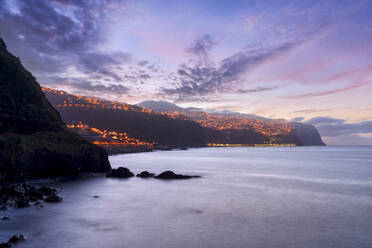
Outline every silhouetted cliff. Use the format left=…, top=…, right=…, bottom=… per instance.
left=0, top=38, right=111, bottom=181
left=291, top=122, right=325, bottom=146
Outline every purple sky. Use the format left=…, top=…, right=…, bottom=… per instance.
left=1, top=0, right=372, bottom=145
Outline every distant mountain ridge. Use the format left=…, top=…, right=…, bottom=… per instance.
left=138, top=100, right=325, bottom=146
left=42, top=88, right=206, bottom=148
left=42, top=91, right=324, bottom=147
left=139, top=100, right=185, bottom=112
left=138, top=100, right=271, bottom=121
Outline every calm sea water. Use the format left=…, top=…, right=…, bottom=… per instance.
left=1, top=147, right=372, bottom=248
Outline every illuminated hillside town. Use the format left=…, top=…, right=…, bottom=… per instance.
left=42, top=87, right=296, bottom=145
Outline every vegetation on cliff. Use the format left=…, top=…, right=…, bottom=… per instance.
left=0, top=38, right=111, bottom=181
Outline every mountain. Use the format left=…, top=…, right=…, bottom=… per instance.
left=291, top=122, right=325, bottom=146
left=42, top=89, right=206, bottom=148
left=138, top=100, right=184, bottom=112
left=138, top=100, right=325, bottom=146
left=44, top=90, right=324, bottom=147
left=0, top=38, right=111, bottom=181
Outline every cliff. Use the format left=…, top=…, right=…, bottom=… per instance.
left=0, top=38, right=111, bottom=181
left=291, top=122, right=325, bottom=146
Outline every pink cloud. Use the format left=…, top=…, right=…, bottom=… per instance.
left=286, top=79, right=370, bottom=99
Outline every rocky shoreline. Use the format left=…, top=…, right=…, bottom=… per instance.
left=0, top=183, right=64, bottom=247
left=0, top=183, right=62, bottom=210
left=107, top=167, right=200, bottom=180
left=0, top=168, right=201, bottom=246
left=106, top=145, right=190, bottom=155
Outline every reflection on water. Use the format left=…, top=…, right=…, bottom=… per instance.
left=1, top=147, right=372, bottom=248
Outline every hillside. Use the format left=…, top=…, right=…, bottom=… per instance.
left=42, top=88, right=206, bottom=148
left=138, top=100, right=325, bottom=146
left=0, top=38, right=111, bottom=181
left=43, top=89, right=324, bottom=148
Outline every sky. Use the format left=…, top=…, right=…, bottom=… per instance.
left=0, top=0, right=372, bottom=145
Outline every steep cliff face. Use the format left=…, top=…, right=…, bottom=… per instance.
left=291, top=122, right=325, bottom=146
left=0, top=38, right=111, bottom=181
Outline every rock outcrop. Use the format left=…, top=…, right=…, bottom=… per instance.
left=155, top=170, right=200, bottom=180
left=0, top=38, right=111, bottom=181
left=0, top=183, right=62, bottom=208
left=136, top=171, right=155, bottom=178
left=106, top=167, right=134, bottom=178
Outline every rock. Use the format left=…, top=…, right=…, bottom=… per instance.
left=136, top=171, right=155, bottom=178
left=106, top=167, right=134, bottom=178
left=0, top=183, right=63, bottom=208
left=0, top=205, right=7, bottom=211
left=34, top=201, right=44, bottom=209
left=39, top=186, right=56, bottom=196
left=155, top=171, right=200, bottom=180
left=11, top=197, right=30, bottom=208
left=0, top=242, right=11, bottom=248
left=2, top=216, right=10, bottom=221
left=93, top=195, right=99, bottom=198
left=153, top=145, right=172, bottom=151
left=28, top=187, right=44, bottom=201
left=44, top=195, right=63, bottom=203
left=8, top=234, right=26, bottom=243
left=13, top=185, right=26, bottom=195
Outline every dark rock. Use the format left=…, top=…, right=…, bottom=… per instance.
left=44, top=195, right=63, bottom=203
left=0, top=242, right=11, bottom=248
left=0, top=38, right=111, bottom=182
left=93, top=195, right=99, bottom=198
left=0, top=205, right=7, bottom=211
left=106, top=167, right=134, bottom=178
left=12, top=185, right=26, bottom=195
left=136, top=171, right=155, bottom=178
left=8, top=234, right=26, bottom=243
left=2, top=216, right=9, bottom=221
left=28, top=187, right=44, bottom=200
left=10, top=197, right=30, bottom=208
left=155, top=171, right=200, bottom=180
left=153, top=145, right=172, bottom=151
left=0, top=183, right=62, bottom=208
left=34, top=201, right=44, bottom=209
left=39, top=186, right=56, bottom=196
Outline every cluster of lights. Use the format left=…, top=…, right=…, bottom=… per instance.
left=207, top=143, right=296, bottom=147
left=43, top=87, right=294, bottom=141
left=66, top=122, right=153, bottom=147
left=161, top=111, right=294, bottom=136
left=42, top=87, right=153, bottom=113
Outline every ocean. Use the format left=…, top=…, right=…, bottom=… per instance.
left=1, top=146, right=372, bottom=248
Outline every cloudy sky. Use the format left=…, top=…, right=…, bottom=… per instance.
left=1, top=0, right=372, bottom=145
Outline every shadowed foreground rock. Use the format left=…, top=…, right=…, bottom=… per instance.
left=0, top=234, right=26, bottom=247
left=0, top=38, right=111, bottom=181
left=106, top=167, right=134, bottom=178
left=155, top=170, right=200, bottom=180
left=0, top=242, right=11, bottom=248
left=136, top=171, right=155, bottom=178
left=8, top=234, right=26, bottom=244
left=44, top=195, right=63, bottom=203
left=0, top=183, right=62, bottom=208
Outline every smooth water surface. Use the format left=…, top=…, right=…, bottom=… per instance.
left=1, top=147, right=372, bottom=248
